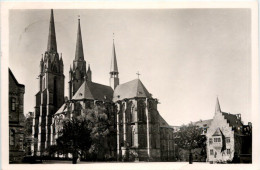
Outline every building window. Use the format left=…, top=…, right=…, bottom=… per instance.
left=210, top=149, right=213, bottom=155
left=43, top=77, right=45, bottom=89
left=10, top=129, right=15, bottom=146
left=227, top=149, right=230, bottom=154
left=209, top=138, right=213, bottom=145
left=214, top=137, right=221, bottom=142
left=11, top=98, right=16, bottom=111
left=226, top=137, right=230, bottom=143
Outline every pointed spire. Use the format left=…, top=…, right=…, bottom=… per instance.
left=75, top=17, right=84, bottom=61
left=87, top=64, right=91, bottom=71
left=110, top=33, right=118, bottom=73
left=215, top=97, right=221, bottom=114
left=59, top=53, right=63, bottom=63
left=47, top=9, right=57, bottom=52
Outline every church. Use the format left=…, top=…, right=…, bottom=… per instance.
left=31, top=9, right=176, bottom=161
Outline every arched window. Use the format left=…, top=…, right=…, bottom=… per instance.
left=10, top=129, right=15, bottom=146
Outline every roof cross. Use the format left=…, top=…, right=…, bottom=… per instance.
left=136, top=71, right=141, bottom=79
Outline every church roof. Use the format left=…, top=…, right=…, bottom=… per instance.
left=113, top=79, right=151, bottom=102
left=72, top=80, right=113, bottom=102
left=158, top=113, right=170, bottom=127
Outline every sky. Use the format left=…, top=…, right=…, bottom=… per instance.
left=9, top=9, right=251, bottom=126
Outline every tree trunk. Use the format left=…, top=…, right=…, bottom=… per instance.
left=189, top=150, right=193, bottom=164
left=72, top=151, right=78, bottom=164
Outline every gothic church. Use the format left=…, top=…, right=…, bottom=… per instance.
left=32, top=9, right=176, bottom=161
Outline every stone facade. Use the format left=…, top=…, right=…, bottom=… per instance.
left=9, top=69, right=25, bottom=163
left=206, top=98, right=252, bottom=163
left=32, top=9, right=64, bottom=156
left=115, top=98, right=161, bottom=161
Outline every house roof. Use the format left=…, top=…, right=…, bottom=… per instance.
left=9, top=68, right=25, bottom=88
left=222, top=112, right=243, bottom=130
left=72, top=80, right=113, bottom=102
left=194, top=119, right=213, bottom=128
left=113, top=79, right=151, bottom=102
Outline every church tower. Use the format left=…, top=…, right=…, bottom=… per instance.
left=109, top=37, right=119, bottom=90
left=68, top=18, right=87, bottom=99
left=33, top=9, right=64, bottom=155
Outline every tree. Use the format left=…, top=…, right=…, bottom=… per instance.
left=23, top=112, right=34, bottom=155
left=82, top=105, right=111, bottom=161
left=174, top=123, right=206, bottom=164
left=50, top=116, right=92, bottom=164
left=50, top=104, right=112, bottom=163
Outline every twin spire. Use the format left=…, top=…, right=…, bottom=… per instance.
left=75, top=17, right=84, bottom=61
left=47, top=9, right=57, bottom=52
left=47, top=9, right=119, bottom=84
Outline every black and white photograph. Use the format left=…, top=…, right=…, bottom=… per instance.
left=1, top=1, right=259, bottom=170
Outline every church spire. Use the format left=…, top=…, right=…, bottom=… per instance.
left=110, top=35, right=118, bottom=73
left=75, top=17, right=84, bottom=61
left=109, top=33, right=119, bottom=90
left=215, top=97, right=222, bottom=114
left=47, top=9, right=57, bottom=52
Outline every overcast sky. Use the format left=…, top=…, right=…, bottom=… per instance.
left=9, top=9, right=251, bottom=126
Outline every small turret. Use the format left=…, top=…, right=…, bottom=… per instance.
left=87, top=64, right=92, bottom=82
left=59, top=53, right=63, bottom=73
left=40, top=55, right=44, bottom=74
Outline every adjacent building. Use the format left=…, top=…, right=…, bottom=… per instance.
left=206, top=98, right=252, bottom=163
left=9, top=69, right=25, bottom=163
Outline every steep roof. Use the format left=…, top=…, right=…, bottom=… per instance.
left=222, top=112, right=243, bottom=130
left=9, top=68, right=25, bottom=88
left=72, top=80, right=113, bottom=102
left=113, top=79, right=151, bottom=102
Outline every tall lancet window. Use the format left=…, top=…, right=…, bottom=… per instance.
left=139, top=101, right=146, bottom=122
left=131, top=125, right=135, bottom=147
